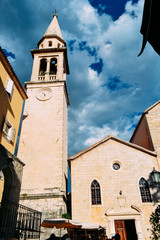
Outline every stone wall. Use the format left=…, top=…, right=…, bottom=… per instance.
left=70, top=138, right=159, bottom=240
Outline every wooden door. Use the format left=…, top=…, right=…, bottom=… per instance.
left=115, top=220, right=127, bottom=240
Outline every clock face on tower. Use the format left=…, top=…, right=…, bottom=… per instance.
left=36, top=88, right=53, bottom=101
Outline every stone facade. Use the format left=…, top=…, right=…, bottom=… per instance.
left=17, top=15, right=69, bottom=238
left=131, top=101, right=160, bottom=166
left=69, top=136, right=159, bottom=240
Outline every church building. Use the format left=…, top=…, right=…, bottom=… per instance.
left=17, top=12, right=160, bottom=240
left=17, top=13, right=70, bottom=237
left=69, top=101, right=160, bottom=240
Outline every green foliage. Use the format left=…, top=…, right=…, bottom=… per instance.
left=62, top=213, right=71, bottom=219
left=21, top=193, right=27, bottom=198
left=150, top=208, right=160, bottom=240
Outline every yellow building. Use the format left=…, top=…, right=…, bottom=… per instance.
left=0, top=47, right=27, bottom=153
left=0, top=46, right=27, bottom=202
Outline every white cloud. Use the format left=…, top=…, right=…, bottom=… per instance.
left=1, top=0, right=160, bottom=157
left=84, top=125, right=118, bottom=147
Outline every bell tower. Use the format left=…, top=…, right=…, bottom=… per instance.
left=17, top=13, right=70, bottom=225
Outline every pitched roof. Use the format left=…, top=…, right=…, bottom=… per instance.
left=144, top=99, right=160, bottom=113
left=44, top=14, right=63, bottom=39
left=130, top=99, right=160, bottom=142
left=68, top=135, right=156, bottom=161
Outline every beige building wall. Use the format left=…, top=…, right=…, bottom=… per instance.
left=17, top=15, right=69, bottom=238
left=18, top=81, right=67, bottom=190
left=70, top=137, right=159, bottom=240
left=145, top=104, right=160, bottom=163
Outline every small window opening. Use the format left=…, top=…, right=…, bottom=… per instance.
left=50, top=58, right=57, bottom=75
left=49, top=41, right=52, bottom=47
left=39, top=59, right=47, bottom=76
left=58, top=43, right=61, bottom=48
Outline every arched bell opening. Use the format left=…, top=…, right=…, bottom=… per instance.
left=50, top=58, right=57, bottom=75
left=39, top=58, right=47, bottom=76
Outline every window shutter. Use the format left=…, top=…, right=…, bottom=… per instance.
left=5, top=77, right=14, bottom=97
left=10, top=127, right=16, bottom=143
left=2, top=119, right=8, bottom=135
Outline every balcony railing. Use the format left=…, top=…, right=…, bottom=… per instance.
left=0, top=200, right=42, bottom=239
left=38, top=73, right=56, bottom=81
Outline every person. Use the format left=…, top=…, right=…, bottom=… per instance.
left=87, top=234, right=92, bottom=240
left=101, top=234, right=108, bottom=240
left=46, top=233, right=56, bottom=240
left=114, top=233, right=120, bottom=240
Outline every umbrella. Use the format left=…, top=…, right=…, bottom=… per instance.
left=41, top=218, right=105, bottom=230
left=41, top=218, right=82, bottom=229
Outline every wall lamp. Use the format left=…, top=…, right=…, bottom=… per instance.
left=150, top=168, right=160, bottom=189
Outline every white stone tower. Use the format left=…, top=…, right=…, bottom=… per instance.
left=17, top=13, right=70, bottom=225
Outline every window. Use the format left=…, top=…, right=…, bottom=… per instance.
left=113, top=163, right=120, bottom=170
left=5, top=77, right=14, bottom=99
left=139, top=178, right=152, bottom=203
left=91, top=180, right=101, bottom=205
left=48, top=41, right=52, bottom=47
left=2, top=118, right=16, bottom=144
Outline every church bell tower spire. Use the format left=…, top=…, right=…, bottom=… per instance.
left=30, top=12, right=69, bottom=83
left=17, top=14, right=70, bottom=238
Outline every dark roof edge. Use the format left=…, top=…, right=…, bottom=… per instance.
left=0, top=47, right=28, bottom=100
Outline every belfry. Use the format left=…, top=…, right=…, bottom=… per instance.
left=17, top=13, right=69, bottom=230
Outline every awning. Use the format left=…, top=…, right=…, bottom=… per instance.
left=41, top=218, right=105, bottom=230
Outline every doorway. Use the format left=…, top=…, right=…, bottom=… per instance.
left=115, top=220, right=138, bottom=240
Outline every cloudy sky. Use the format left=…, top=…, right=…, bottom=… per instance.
left=1, top=0, right=160, bottom=157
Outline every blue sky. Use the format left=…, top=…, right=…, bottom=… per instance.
left=1, top=0, right=160, bottom=157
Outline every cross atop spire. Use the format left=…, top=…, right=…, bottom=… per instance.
left=53, top=9, right=59, bottom=18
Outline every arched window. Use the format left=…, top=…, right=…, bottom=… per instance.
left=39, top=59, right=47, bottom=76
left=91, top=180, right=101, bottom=205
left=50, top=58, right=57, bottom=75
left=139, top=178, right=152, bottom=202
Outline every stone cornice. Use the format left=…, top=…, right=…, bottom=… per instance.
left=20, top=192, right=66, bottom=200
left=24, top=80, right=70, bottom=105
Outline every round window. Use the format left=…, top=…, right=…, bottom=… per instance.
left=113, top=163, right=120, bottom=170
